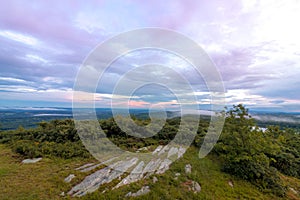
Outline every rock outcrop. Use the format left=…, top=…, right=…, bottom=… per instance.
left=64, top=174, right=75, bottom=183
left=67, top=145, right=187, bottom=197
left=185, top=164, right=192, bottom=174
left=21, top=158, right=42, bottom=164
left=68, top=158, right=138, bottom=197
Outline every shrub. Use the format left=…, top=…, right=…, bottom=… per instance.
left=215, top=105, right=287, bottom=196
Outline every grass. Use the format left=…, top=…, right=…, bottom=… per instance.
left=0, top=144, right=299, bottom=200
left=81, top=147, right=299, bottom=200
left=0, top=144, right=96, bottom=200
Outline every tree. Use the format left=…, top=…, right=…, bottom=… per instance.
left=214, top=104, right=286, bottom=196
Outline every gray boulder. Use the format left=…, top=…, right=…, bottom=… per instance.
left=192, top=181, right=201, bottom=193
left=64, top=174, right=76, bottom=183
left=21, top=158, right=42, bottom=164
left=185, top=164, right=192, bottom=174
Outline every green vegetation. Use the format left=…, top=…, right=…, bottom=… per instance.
left=0, top=144, right=294, bottom=200
left=0, top=144, right=95, bottom=200
left=0, top=119, right=90, bottom=159
left=0, top=104, right=299, bottom=199
left=213, top=105, right=295, bottom=196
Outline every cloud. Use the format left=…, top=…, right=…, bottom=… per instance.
left=0, top=30, right=39, bottom=46
left=1, top=88, right=72, bottom=103
left=0, top=0, right=299, bottom=111
left=0, top=77, right=29, bottom=84
left=252, top=115, right=300, bottom=124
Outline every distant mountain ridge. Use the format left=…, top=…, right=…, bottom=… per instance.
left=0, top=107, right=299, bottom=130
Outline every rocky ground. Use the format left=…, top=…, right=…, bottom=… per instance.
left=64, top=145, right=201, bottom=198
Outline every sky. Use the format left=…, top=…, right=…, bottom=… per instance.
left=0, top=0, right=300, bottom=112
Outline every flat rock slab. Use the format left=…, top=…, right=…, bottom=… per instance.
left=167, top=147, right=178, bottom=159
left=114, top=161, right=145, bottom=189
left=67, top=145, right=188, bottom=197
left=142, top=159, right=161, bottom=175
left=64, top=174, right=76, bottom=183
left=22, top=158, right=42, bottom=164
left=79, top=163, right=102, bottom=173
left=156, top=159, right=172, bottom=174
left=152, top=145, right=163, bottom=155
left=178, top=146, right=186, bottom=159
left=68, top=157, right=138, bottom=197
left=125, top=186, right=150, bottom=197
left=75, top=163, right=95, bottom=171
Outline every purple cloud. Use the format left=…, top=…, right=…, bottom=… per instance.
left=0, top=0, right=300, bottom=111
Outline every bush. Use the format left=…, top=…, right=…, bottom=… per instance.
left=214, top=105, right=287, bottom=196
left=11, top=140, right=90, bottom=159
left=13, top=140, right=42, bottom=158
left=222, top=153, right=286, bottom=196
left=271, top=152, right=300, bottom=178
